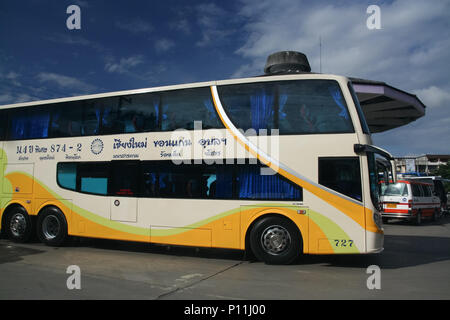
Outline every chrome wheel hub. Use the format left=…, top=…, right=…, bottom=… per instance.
left=42, top=215, right=60, bottom=240
left=10, top=213, right=27, bottom=237
left=261, top=225, right=291, bottom=255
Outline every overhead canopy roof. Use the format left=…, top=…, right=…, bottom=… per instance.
left=350, top=77, right=426, bottom=133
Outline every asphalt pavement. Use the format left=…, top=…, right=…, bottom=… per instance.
left=1, top=215, right=449, bottom=300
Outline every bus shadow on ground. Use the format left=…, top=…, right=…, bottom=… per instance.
left=70, top=237, right=246, bottom=262
left=295, top=215, right=450, bottom=269
left=297, top=234, right=450, bottom=270
left=0, top=241, right=45, bottom=265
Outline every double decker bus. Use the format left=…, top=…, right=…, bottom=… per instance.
left=0, top=52, right=392, bottom=264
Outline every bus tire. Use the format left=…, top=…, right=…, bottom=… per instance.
left=249, top=216, right=301, bottom=265
left=4, top=205, right=34, bottom=243
left=37, top=207, right=68, bottom=247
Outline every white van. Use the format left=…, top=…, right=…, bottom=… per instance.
left=407, top=176, right=448, bottom=214
left=381, top=179, right=441, bottom=224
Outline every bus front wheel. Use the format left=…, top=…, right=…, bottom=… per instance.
left=37, top=207, right=68, bottom=247
left=249, top=216, right=302, bottom=265
left=4, top=206, right=34, bottom=243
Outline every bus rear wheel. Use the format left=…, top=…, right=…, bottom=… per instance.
left=37, top=207, right=68, bottom=247
left=249, top=216, right=302, bottom=265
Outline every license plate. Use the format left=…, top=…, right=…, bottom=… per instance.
left=386, top=203, right=397, bottom=208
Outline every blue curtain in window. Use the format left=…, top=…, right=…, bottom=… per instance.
left=278, top=93, right=289, bottom=123
left=250, top=91, right=274, bottom=131
left=328, top=85, right=349, bottom=120
left=102, top=107, right=111, bottom=127
left=94, top=107, right=101, bottom=134
left=203, top=99, right=216, bottom=121
left=29, top=112, right=50, bottom=138
left=238, top=166, right=301, bottom=200
left=10, top=111, right=50, bottom=139
left=153, top=100, right=159, bottom=122
left=161, top=104, right=170, bottom=130
left=10, top=115, right=26, bottom=139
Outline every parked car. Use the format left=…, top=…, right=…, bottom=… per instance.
left=407, top=176, right=448, bottom=214
left=381, top=179, right=441, bottom=224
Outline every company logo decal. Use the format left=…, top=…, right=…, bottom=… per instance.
left=91, top=139, right=104, bottom=155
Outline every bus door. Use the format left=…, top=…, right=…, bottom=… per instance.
left=109, top=161, right=139, bottom=223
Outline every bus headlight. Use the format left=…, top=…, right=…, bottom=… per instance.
left=373, top=211, right=383, bottom=230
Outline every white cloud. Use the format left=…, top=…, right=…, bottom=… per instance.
left=0, top=93, right=13, bottom=103
left=45, top=33, right=105, bottom=53
left=414, top=86, right=450, bottom=109
left=105, top=55, right=144, bottom=74
left=0, top=71, right=22, bottom=87
left=115, top=19, right=153, bottom=34
left=170, top=18, right=192, bottom=35
left=36, top=72, right=96, bottom=92
left=0, top=91, right=38, bottom=105
left=154, top=38, right=175, bottom=53
left=195, top=3, right=235, bottom=47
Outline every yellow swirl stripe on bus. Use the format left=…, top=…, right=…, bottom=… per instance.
left=0, top=164, right=357, bottom=253
left=209, top=85, right=372, bottom=233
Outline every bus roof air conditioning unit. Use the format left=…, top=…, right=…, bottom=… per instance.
left=264, top=51, right=311, bottom=75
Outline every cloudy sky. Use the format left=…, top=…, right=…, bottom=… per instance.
left=0, top=0, right=449, bottom=156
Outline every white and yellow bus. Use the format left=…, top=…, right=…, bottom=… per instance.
left=0, top=53, right=393, bottom=264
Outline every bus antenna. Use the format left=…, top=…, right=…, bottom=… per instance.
left=319, top=36, right=322, bottom=73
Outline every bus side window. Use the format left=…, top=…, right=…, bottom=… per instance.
left=117, top=94, right=159, bottom=133
left=57, top=163, right=77, bottom=190
left=8, top=106, right=51, bottom=140
left=50, top=102, right=83, bottom=137
left=160, top=87, right=224, bottom=131
left=81, top=101, right=101, bottom=136
left=142, top=172, right=157, bottom=197
left=202, top=165, right=234, bottom=199
left=77, top=162, right=110, bottom=195
left=236, top=164, right=302, bottom=200
left=110, top=162, right=139, bottom=196
left=318, top=157, right=362, bottom=201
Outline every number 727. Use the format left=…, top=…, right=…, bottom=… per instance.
left=334, top=239, right=354, bottom=247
